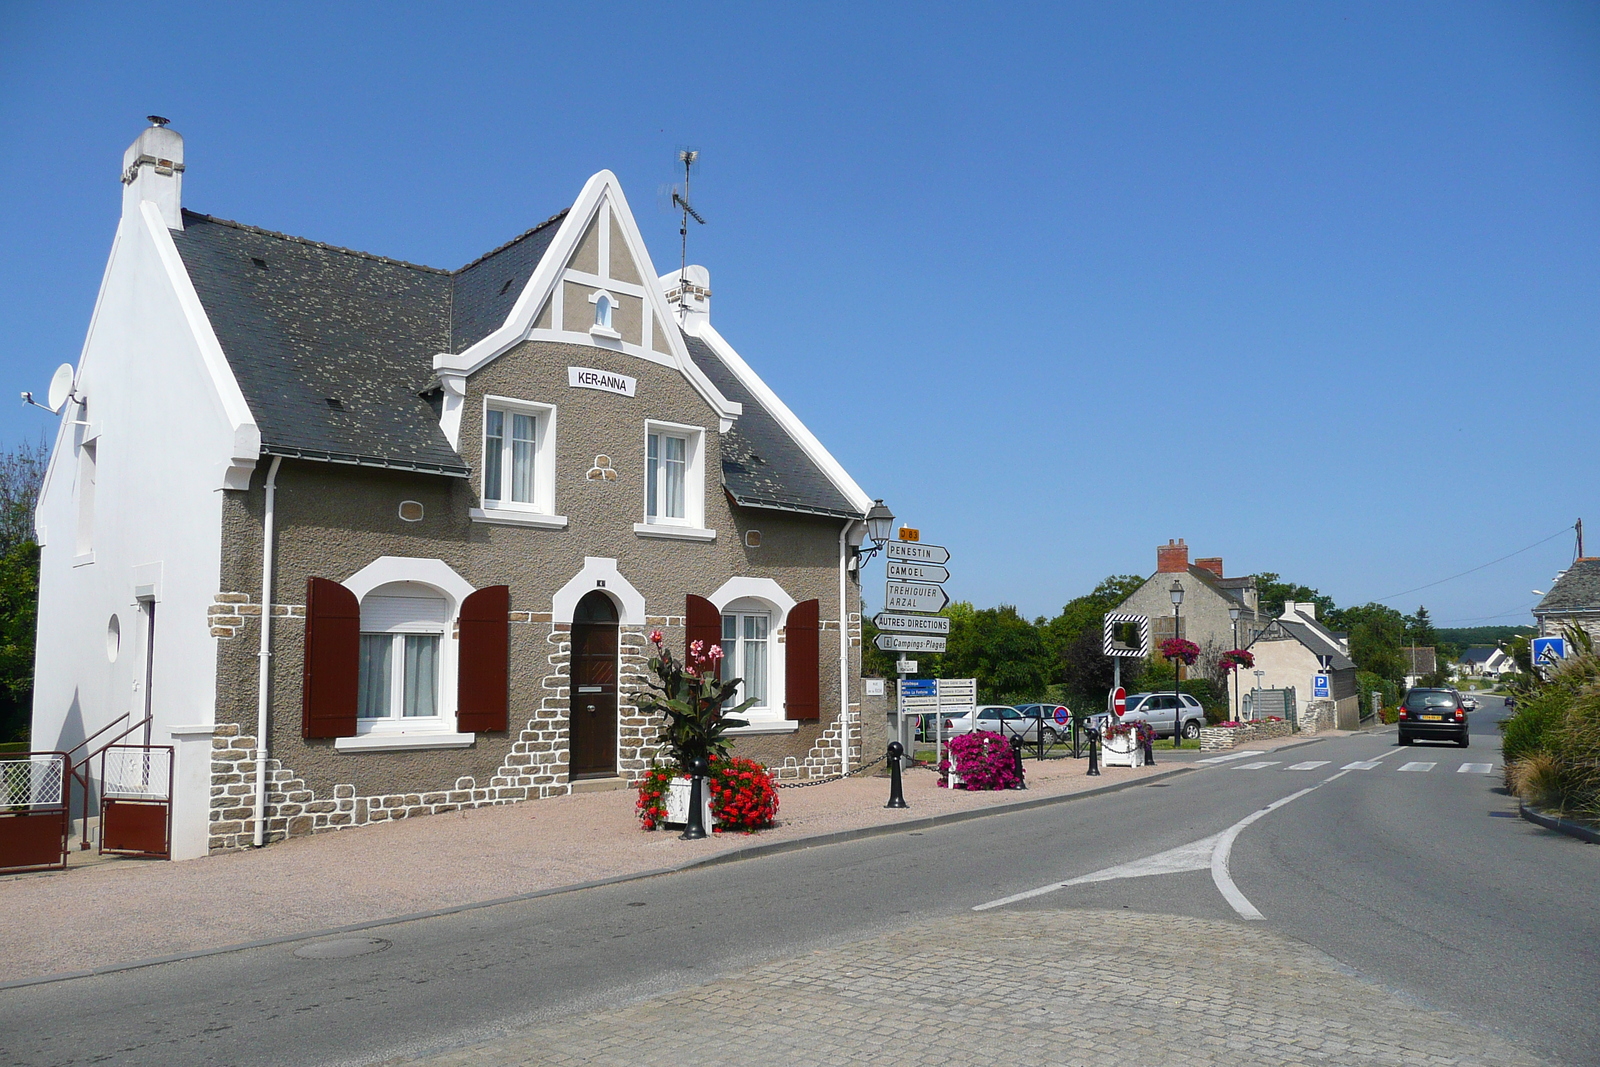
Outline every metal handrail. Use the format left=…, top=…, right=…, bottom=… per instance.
left=65, top=715, right=151, bottom=851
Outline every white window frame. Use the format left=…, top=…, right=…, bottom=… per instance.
left=473, top=395, right=564, bottom=527
left=721, top=598, right=777, bottom=724
left=353, top=582, right=451, bottom=739
left=635, top=419, right=713, bottom=540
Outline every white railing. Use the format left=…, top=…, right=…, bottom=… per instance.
left=1, top=754, right=67, bottom=807
left=102, top=746, right=172, bottom=801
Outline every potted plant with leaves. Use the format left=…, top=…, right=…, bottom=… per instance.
left=635, top=631, right=774, bottom=831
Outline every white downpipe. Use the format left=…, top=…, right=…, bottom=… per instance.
left=252, top=455, right=283, bottom=848
left=838, top=520, right=857, bottom=775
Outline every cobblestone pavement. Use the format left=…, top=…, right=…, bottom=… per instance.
left=374, top=909, right=1546, bottom=1067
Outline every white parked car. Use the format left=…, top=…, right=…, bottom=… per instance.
left=939, top=705, right=1050, bottom=743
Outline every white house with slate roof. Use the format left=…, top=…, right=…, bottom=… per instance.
left=1533, top=557, right=1600, bottom=648
left=31, top=121, right=877, bottom=859
left=1242, top=602, right=1360, bottom=730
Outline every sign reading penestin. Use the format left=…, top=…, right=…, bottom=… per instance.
left=884, top=581, right=950, bottom=613
left=886, top=540, right=950, bottom=565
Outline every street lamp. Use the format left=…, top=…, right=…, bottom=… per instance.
left=1170, top=579, right=1184, bottom=748
left=1228, top=604, right=1242, bottom=723
left=854, top=499, right=896, bottom=567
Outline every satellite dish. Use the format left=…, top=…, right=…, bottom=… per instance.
left=47, top=364, right=76, bottom=414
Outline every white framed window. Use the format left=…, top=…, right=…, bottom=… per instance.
left=478, top=396, right=558, bottom=521
left=722, top=603, right=772, bottom=716
left=595, top=293, right=613, bottom=329
left=357, top=582, right=448, bottom=732
left=589, top=288, right=621, bottom=339
left=636, top=420, right=711, bottom=539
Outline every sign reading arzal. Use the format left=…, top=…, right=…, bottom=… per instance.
left=567, top=367, right=637, bottom=397
left=873, top=612, right=951, bottom=635
left=884, top=581, right=950, bottom=614
left=886, top=561, right=949, bottom=584
left=886, top=540, right=950, bottom=565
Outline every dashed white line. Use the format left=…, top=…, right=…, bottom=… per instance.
left=1458, top=763, right=1494, bottom=774
left=1286, top=761, right=1330, bottom=770
left=1398, top=762, right=1436, bottom=772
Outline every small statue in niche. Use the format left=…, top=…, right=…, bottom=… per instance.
left=586, top=455, right=617, bottom=482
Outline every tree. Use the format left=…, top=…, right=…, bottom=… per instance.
left=1404, top=605, right=1437, bottom=650
left=1328, top=603, right=1408, bottom=686
left=933, top=602, right=1053, bottom=704
left=0, top=439, right=46, bottom=743
left=1254, top=572, right=1336, bottom=620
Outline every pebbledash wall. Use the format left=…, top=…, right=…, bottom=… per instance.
left=204, top=342, right=862, bottom=852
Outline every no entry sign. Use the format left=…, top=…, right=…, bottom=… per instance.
left=1111, top=687, right=1127, bottom=717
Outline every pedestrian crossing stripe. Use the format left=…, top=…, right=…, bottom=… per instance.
left=1398, top=762, right=1436, bottom=772
left=1342, top=761, right=1383, bottom=770
left=1286, top=761, right=1330, bottom=770
left=1238, top=761, right=1280, bottom=770
left=1458, top=763, right=1493, bottom=774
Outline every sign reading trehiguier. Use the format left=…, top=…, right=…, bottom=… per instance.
left=884, top=581, right=949, bottom=614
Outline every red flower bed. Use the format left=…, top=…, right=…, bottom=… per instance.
left=636, top=755, right=778, bottom=833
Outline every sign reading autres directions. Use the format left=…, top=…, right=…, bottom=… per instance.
left=874, top=612, right=952, bottom=635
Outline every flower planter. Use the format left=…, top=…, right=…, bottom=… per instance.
left=1100, top=732, right=1146, bottom=768
left=663, top=776, right=715, bottom=829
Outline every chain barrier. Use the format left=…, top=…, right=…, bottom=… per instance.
left=775, top=751, right=890, bottom=788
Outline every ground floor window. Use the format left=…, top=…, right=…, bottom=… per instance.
left=358, top=584, right=449, bottom=725
left=722, top=605, right=771, bottom=713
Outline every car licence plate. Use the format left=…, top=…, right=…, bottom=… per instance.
left=1420, top=714, right=1443, bottom=721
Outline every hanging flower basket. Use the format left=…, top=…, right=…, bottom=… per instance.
left=1219, top=649, right=1254, bottom=671
left=1160, top=638, right=1201, bottom=666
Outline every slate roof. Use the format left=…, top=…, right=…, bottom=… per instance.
left=681, top=334, right=860, bottom=519
left=448, top=213, right=567, bottom=353
left=172, top=212, right=467, bottom=475
left=1249, top=612, right=1355, bottom=671
left=1459, top=647, right=1496, bottom=665
left=1403, top=647, right=1438, bottom=675
left=1534, top=558, right=1600, bottom=615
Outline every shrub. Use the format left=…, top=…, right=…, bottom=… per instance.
left=1500, top=640, right=1600, bottom=820
left=940, top=730, right=1020, bottom=790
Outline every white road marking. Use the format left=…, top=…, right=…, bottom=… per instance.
left=1286, top=761, right=1330, bottom=770
left=971, top=835, right=1225, bottom=910
left=1238, top=761, right=1281, bottom=770
left=1342, top=761, right=1382, bottom=770
left=1458, top=763, right=1494, bottom=774
left=1398, top=762, right=1436, bottom=772
left=1211, top=786, right=1318, bottom=921
left=1196, top=751, right=1261, bottom=764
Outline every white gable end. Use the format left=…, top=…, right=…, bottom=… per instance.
left=434, top=172, right=740, bottom=448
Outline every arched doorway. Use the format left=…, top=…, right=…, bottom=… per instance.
left=569, top=591, right=619, bottom=779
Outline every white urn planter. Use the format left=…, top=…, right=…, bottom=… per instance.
left=663, top=776, right=716, bottom=829
left=1100, top=730, right=1146, bottom=768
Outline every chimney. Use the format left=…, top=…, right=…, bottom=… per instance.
left=1195, top=557, right=1223, bottom=578
left=1282, top=600, right=1316, bottom=620
left=1156, top=538, right=1188, bottom=574
left=659, top=264, right=711, bottom=330
left=121, top=117, right=184, bottom=230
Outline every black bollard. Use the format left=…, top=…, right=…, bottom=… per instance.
left=885, top=742, right=908, bottom=808
left=1086, top=727, right=1101, bottom=776
left=1010, top=735, right=1027, bottom=789
left=1143, top=726, right=1155, bottom=767
left=680, top=756, right=710, bottom=840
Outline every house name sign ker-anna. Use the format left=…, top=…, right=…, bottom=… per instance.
left=567, top=366, right=637, bottom=397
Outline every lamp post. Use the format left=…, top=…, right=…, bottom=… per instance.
left=1228, top=604, right=1242, bottom=723
left=857, top=499, right=896, bottom=566
left=1170, top=579, right=1184, bottom=748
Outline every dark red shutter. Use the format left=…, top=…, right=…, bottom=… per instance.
left=457, top=585, right=510, bottom=733
left=785, top=598, right=820, bottom=721
left=686, top=594, right=722, bottom=679
left=302, top=577, right=359, bottom=739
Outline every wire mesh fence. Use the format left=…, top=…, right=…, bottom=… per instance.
left=0, top=754, right=67, bottom=807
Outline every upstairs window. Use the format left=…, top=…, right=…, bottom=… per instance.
left=647, top=431, right=687, bottom=521
left=481, top=397, right=556, bottom=515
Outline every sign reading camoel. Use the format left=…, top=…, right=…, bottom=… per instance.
left=567, top=367, right=637, bottom=397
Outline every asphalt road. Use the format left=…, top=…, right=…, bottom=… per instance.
left=4, top=697, right=1594, bottom=1066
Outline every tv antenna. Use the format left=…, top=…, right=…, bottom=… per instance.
left=670, top=149, right=704, bottom=311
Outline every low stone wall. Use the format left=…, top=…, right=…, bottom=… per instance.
left=1199, top=719, right=1294, bottom=751
left=1298, top=699, right=1336, bottom=736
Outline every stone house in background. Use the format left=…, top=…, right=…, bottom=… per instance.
left=30, top=122, right=875, bottom=860
left=1402, top=647, right=1438, bottom=689
left=1243, top=602, right=1360, bottom=729
left=1533, top=557, right=1600, bottom=646
left=1116, top=539, right=1264, bottom=681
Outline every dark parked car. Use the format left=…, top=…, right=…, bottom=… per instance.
left=1398, top=688, right=1469, bottom=747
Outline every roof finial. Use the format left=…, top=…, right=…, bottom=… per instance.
left=147, top=115, right=171, bottom=127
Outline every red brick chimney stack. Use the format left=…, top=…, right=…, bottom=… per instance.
left=1195, top=557, right=1223, bottom=578
left=1157, top=538, right=1189, bottom=574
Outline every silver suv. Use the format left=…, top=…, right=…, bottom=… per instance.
left=1121, top=692, right=1207, bottom=740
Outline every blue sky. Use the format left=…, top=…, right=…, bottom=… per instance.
left=1, top=2, right=1594, bottom=627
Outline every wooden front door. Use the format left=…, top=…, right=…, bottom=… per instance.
left=569, top=592, right=618, bottom=779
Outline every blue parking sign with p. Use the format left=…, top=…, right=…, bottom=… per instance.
left=1313, top=674, right=1330, bottom=698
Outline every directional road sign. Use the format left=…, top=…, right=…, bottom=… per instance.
left=874, top=612, right=951, bottom=635
left=899, top=678, right=937, bottom=709
left=1313, top=674, right=1330, bottom=698
left=886, top=561, right=950, bottom=584
left=1532, top=637, right=1567, bottom=667
left=886, top=540, right=950, bottom=565
left=875, top=633, right=948, bottom=654
left=884, top=581, right=950, bottom=614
